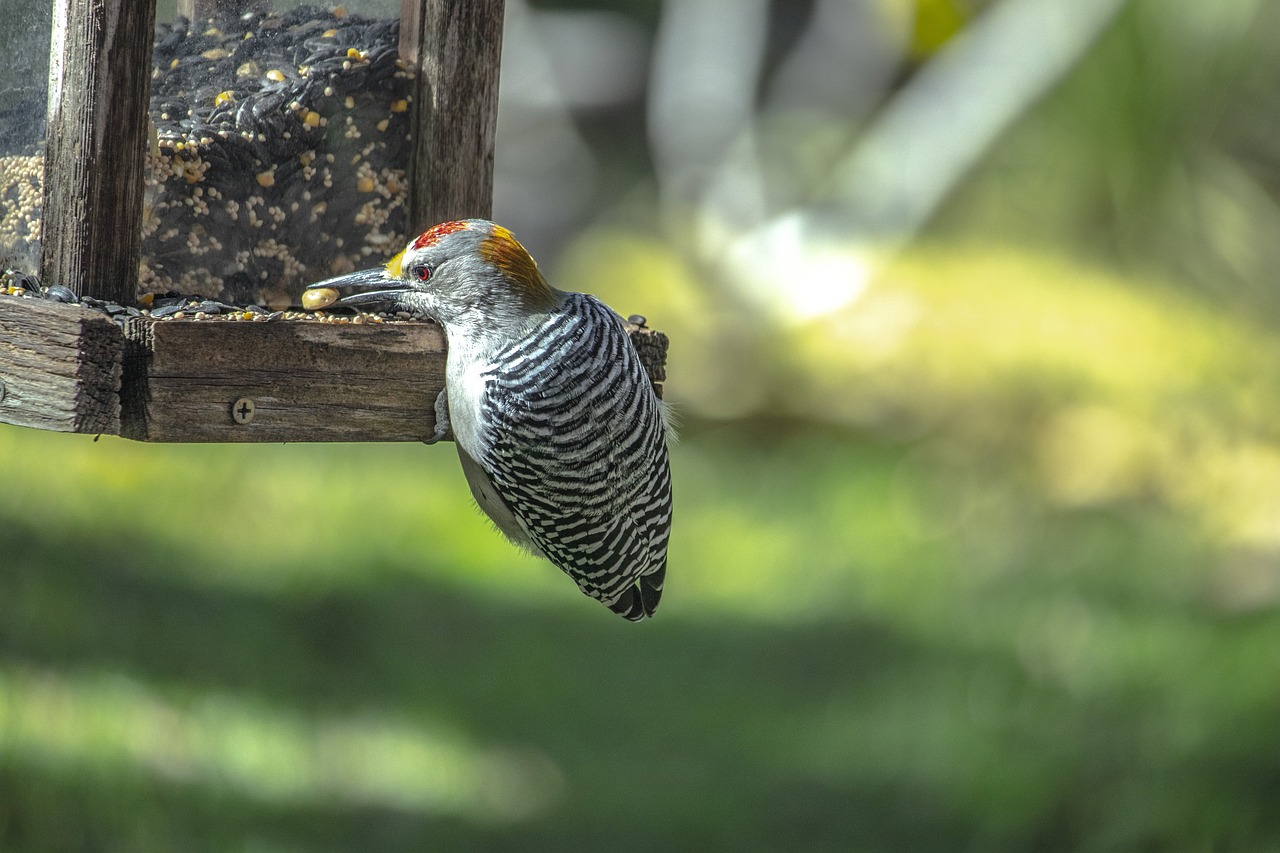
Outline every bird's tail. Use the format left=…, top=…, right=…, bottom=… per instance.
left=608, top=564, right=666, bottom=621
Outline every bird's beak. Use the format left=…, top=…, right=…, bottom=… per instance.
left=305, top=267, right=410, bottom=309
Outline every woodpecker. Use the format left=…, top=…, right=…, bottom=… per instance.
left=307, top=220, right=672, bottom=620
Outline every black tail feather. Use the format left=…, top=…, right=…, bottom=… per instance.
left=608, top=589, right=647, bottom=621
left=608, top=563, right=665, bottom=621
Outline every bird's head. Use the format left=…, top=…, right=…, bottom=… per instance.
left=306, top=219, right=561, bottom=333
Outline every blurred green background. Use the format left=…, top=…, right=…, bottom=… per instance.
left=6, top=0, right=1280, bottom=849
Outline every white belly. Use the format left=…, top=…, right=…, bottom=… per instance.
left=446, top=350, right=542, bottom=555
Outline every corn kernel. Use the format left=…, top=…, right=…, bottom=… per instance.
left=303, top=288, right=340, bottom=311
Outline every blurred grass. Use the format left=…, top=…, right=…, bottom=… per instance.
left=4, top=244, right=1280, bottom=850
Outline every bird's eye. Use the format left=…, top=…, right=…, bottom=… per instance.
left=414, top=264, right=431, bottom=281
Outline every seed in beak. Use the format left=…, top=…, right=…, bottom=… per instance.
left=302, top=287, right=340, bottom=311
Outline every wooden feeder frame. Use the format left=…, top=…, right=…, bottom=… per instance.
left=0, top=0, right=667, bottom=443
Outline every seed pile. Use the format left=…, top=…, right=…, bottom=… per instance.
left=0, top=155, right=42, bottom=272
left=0, top=4, right=413, bottom=307
left=1, top=269, right=428, bottom=327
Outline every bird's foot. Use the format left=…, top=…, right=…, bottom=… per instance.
left=423, top=388, right=453, bottom=445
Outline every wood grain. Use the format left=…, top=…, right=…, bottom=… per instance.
left=403, top=0, right=506, bottom=228
left=0, top=298, right=123, bottom=434
left=3, top=297, right=667, bottom=444
left=629, top=327, right=669, bottom=399
left=41, top=0, right=158, bottom=305
left=120, top=318, right=448, bottom=443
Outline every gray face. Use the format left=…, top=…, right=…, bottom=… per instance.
left=304, top=222, right=556, bottom=338
left=393, top=229, right=501, bottom=326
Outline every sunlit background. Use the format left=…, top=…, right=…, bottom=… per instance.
left=5, top=0, right=1280, bottom=849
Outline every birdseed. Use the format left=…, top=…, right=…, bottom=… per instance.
left=0, top=268, right=431, bottom=328
left=0, top=4, right=412, bottom=308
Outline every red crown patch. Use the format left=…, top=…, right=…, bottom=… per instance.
left=411, top=220, right=471, bottom=250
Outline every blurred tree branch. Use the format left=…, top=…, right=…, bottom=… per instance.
left=647, top=0, right=1129, bottom=321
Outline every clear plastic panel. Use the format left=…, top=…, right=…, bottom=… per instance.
left=1, top=2, right=410, bottom=304
left=146, top=1, right=413, bottom=306
left=0, top=3, right=52, bottom=273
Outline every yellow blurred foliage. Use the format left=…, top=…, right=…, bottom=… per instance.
left=911, top=0, right=968, bottom=58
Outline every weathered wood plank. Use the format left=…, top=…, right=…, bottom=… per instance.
left=117, top=316, right=667, bottom=443
left=0, top=298, right=123, bottom=434
left=120, top=319, right=448, bottom=443
left=41, top=0, right=158, bottom=305
left=629, top=326, right=668, bottom=399
left=404, top=0, right=506, bottom=226
left=2, top=294, right=666, bottom=444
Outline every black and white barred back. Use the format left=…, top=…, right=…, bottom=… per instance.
left=475, top=292, right=672, bottom=620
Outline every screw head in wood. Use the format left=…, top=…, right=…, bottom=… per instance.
left=231, top=397, right=256, bottom=424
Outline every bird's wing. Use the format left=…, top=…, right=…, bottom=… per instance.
left=478, top=295, right=672, bottom=618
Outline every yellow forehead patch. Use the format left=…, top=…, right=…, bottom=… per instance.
left=385, top=249, right=405, bottom=278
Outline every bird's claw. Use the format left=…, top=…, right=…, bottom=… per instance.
left=424, top=388, right=452, bottom=445
left=423, top=425, right=452, bottom=445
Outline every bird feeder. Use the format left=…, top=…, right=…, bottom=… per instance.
left=0, top=0, right=668, bottom=442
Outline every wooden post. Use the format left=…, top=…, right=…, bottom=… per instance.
left=41, top=0, right=158, bottom=306
left=401, top=0, right=506, bottom=227
left=0, top=298, right=122, bottom=435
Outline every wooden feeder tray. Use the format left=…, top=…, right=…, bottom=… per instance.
left=0, top=294, right=667, bottom=443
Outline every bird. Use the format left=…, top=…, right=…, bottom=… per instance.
left=306, top=219, right=673, bottom=620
